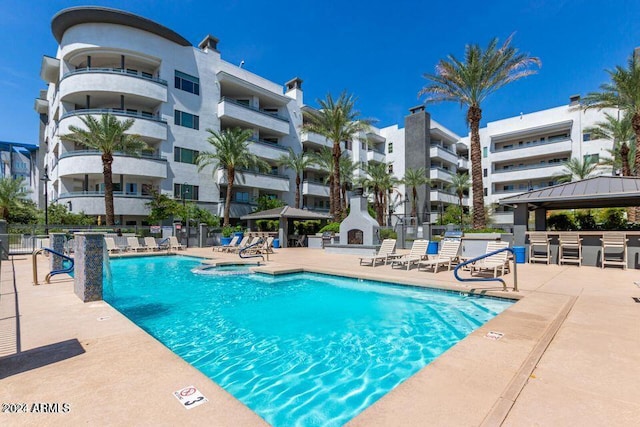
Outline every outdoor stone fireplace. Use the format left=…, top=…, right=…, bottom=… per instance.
left=338, top=188, right=380, bottom=247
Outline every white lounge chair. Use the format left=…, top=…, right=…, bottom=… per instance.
left=127, top=237, right=147, bottom=252
left=216, top=235, right=239, bottom=252
left=470, top=241, right=510, bottom=277
left=228, top=236, right=250, bottom=253
left=144, top=237, right=162, bottom=251
left=359, top=239, right=397, bottom=267
left=168, top=236, right=186, bottom=251
left=418, top=240, right=461, bottom=273
left=104, top=237, right=123, bottom=254
left=390, top=240, right=430, bottom=270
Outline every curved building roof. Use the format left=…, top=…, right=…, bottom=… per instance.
left=52, top=6, right=191, bottom=47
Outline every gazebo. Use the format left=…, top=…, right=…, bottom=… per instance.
left=499, top=176, right=640, bottom=246
left=240, top=206, right=332, bottom=248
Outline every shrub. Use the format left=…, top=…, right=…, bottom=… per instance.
left=319, top=222, right=340, bottom=233
left=575, top=212, right=597, bottom=230
left=221, top=225, right=234, bottom=237
left=379, top=228, right=397, bottom=239
left=547, top=213, right=575, bottom=231
left=601, top=208, right=626, bottom=230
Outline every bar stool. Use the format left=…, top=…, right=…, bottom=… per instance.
left=600, top=232, right=628, bottom=269
left=528, top=232, right=551, bottom=264
left=558, top=233, right=582, bottom=266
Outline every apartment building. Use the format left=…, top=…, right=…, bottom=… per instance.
left=381, top=106, right=469, bottom=224
left=465, top=97, right=617, bottom=224
left=0, top=141, right=39, bottom=203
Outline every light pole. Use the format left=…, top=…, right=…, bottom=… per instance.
left=182, top=183, right=189, bottom=248
left=41, top=167, right=50, bottom=235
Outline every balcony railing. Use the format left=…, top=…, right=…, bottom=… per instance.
left=430, top=166, right=454, bottom=175
left=237, top=168, right=289, bottom=180
left=58, top=150, right=167, bottom=161
left=62, top=67, right=167, bottom=86
left=61, top=108, right=166, bottom=123
left=430, top=143, right=457, bottom=156
left=248, top=137, right=289, bottom=151
left=492, top=137, right=571, bottom=153
left=58, top=191, right=154, bottom=199
left=219, top=97, right=290, bottom=122
left=493, top=162, right=565, bottom=173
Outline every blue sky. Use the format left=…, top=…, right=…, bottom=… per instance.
left=1, top=0, right=639, bottom=145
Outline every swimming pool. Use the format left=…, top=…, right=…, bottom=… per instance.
left=106, top=256, right=512, bottom=426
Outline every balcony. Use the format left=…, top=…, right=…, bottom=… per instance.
left=430, top=167, right=454, bottom=183
left=218, top=97, right=290, bottom=135
left=59, top=109, right=167, bottom=141
left=57, top=151, right=167, bottom=179
left=57, top=192, right=153, bottom=216
left=216, top=169, right=290, bottom=192
left=491, top=163, right=566, bottom=183
left=430, top=145, right=459, bottom=165
left=458, top=158, right=469, bottom=170
left=59, top=70, right=167, bottom=104
left=300, top=131, right=332, bottom=149
left=302, top=180, right=330, bottom=197
left=430, top=190, right=469, bottom=206
left=490, top=138, right=572, bottom=163
left=366, top=149, right=386, bottom=163
left=248, top=138, right=290, bottom=161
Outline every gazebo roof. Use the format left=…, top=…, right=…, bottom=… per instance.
left=240, top=206, right=332, bottom=220
left=498, top=176, right=640, bottom=209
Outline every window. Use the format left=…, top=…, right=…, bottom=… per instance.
left=584, top=153, right=599, bottom=164
left=484, top=188, right=488, bottom=196
left=262, top=107, right=279, bottom=116
left=235, top=191, right=250, bottom=203
left=361, top=141, right=366, bottom=149
left=174, top=110, right=199, bottom=130
left=174, top=70, right=200, bottom=95
left=388, top=142, right=393, bottom=153
left=125, top=183, right=137, bottom=195
left=583, top=132, right=591, bottom=142
left=503, top=185, right=514, bottom=191
left=482, top=147, right=488, bottom=158
left=96, top=183, right=122, bottom=192
left=360, top=161, right=366, bottom=170
left=483, top=168, right=487, bottom=177
left=174, top=147, right=199, bottom=164
left=174, top=183, right=199, bottom=200
left=261, top=137, right=278, bottom=145
left=388, top=164, right=394, bottom=174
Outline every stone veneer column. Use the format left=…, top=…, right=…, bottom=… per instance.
left=73, top=233, right=104, bottom=302
left=50, top=233, right=66, bottom=271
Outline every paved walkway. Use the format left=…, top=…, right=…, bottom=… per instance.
left=1, top=248, right=639, bottom=426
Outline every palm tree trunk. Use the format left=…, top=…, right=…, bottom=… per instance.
left=620, top=142, right=631, bottom=176
left=102, top=153, right=115, bottom=226
left=411, top=186, right=418, bottom=219
left=376, top=190, right=384, bottom=225
left=459, top=194, right=464, bottom=227
left=295, top=174, right=301, bottom=209
left=328, top=175, right=335, bottom=218
left=633, top=112, right=640, bottom=178
left=332, top=141, right=342, bottom=221
left=468, top=105, right=486, bottom=229
left=341, top=184, right=347, bottom=212
left=224, top=168, right=235, bottom=227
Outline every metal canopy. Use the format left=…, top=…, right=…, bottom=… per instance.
left=498, top=176, right=640, bottom=209
left=240, top=206, right=332, bottom=220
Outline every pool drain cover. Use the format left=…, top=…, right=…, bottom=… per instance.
left=485, top=331, right=504, bottom=340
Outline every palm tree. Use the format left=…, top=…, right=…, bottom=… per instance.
left=277, top=148, right=313, bottom=209
left=0, top=177, right=32, bottom=221
left=402, top=167, right=431, bottom=220
left=556, top=157, right=599, bottom=183
left=302, top=91, right=373, bottom=220
left=339, top=154, right=357, bottom=212
left=584, top=112, right=634, bottom=176
left=196, top=127, right=269, bottom=226
left=357, top=162, right=398, bottom=225
left=420, top=35, right=541, bottom=229
left=309, top=146, right=335, bottom=211
left=582, top=54, right=640, bottom=178
left=447, top=172, right=471, bottom=226
left=63, top=114, right=146, bottom=225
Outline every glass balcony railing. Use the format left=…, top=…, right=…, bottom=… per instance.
left=58, top=191, right=153, bottom=198
left=493, top=162, right=565, bottom=173
left=248, top=137, right=289, bottom=151
left=61, top=108, right=166, bottom=123
left=58, top=150, right=167, bottom=161
left=63, top=67, right=167, bottom=85
left=492, top=137, right=570, bottom=153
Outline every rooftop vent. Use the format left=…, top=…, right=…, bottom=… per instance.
left=409, top=105, right=425, bottom=114
left=285, top=77, right=303, bottom=91
left=569, top=94, right=581, bottom=105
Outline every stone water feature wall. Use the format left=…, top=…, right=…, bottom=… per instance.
left=73, top=233, right=104, bottom=302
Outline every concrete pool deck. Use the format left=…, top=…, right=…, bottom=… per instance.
left=1, top=248, right=639, bottom=426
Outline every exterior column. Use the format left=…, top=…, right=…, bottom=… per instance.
left=535, top=208, right=547, bottom=231
left=50, top=233, right=66, bottom=271
left=513, top=203, right=528, bottom=246
left=279, top=218, right=287, bottom=248
left=73, top=233, right=104, bottom=302
left=0, top=220, right=7, bottom=260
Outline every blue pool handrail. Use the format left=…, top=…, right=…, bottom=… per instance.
left=31, top=247, right=75, bottom=285
left=239, top=239, right=265, bottom=261
left=453, top=247, right=518, bottom=292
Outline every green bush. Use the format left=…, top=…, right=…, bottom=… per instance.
left=379, top=228, right=397, bottom=240
left=575, top=212, right=597, bottom=230
left=256, top=219, right=279, bottom=231
left=293, top=220, right=321, bottom=235
left=221, top=225, right=234, bottom=237
left=547, top=213, right=575, bottom=231
left=601, top=208, right=626, bottom=230
left=319, top=222, right=340, bottom=233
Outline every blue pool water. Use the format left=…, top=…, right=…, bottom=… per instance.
left=105, top=256, right=512, bottom=426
